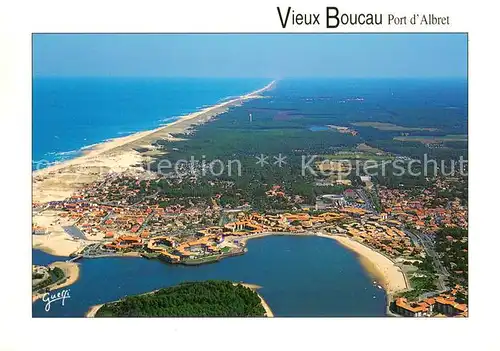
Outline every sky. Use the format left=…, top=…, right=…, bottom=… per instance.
left=33, top=34, right=467, bottom=78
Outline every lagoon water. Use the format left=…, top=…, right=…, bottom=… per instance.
left=33, top=77, right=271, bottom=168
left=33, top=236, right=387, bottom=317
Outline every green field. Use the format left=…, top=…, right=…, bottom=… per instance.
left=182, top=255, right=220, bottom=265
left=322, top=153, right=394, bottom=161
left=352, top=122, right=438, bottom=132
left=394, top=134, right=467, bottom=143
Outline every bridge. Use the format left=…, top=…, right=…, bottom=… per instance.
left=67, top=255, right=83, bottom=262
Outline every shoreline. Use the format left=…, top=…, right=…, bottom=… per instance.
left=239, top=283, right=273, bottom=317
left=32, top=80, right=276, bottom=256
left=258, top=293, right=274, bottom=318
left=325, top=234, right=408, bottom=294
left=32, top=261, right=80, bottom=303
left=81, top=231, right=403, bottom=317
left=55, top=232, right=404, bottom=317
left=33, top=79, right=275, bottom=179
left=85, top=304, right=103, bottom=318
left=47, top=231, right=406, bottom=313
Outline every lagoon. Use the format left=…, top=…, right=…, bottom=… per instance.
left=33, top=235, right=387, bottom=317
left=308, top=125, right=330, bottom=132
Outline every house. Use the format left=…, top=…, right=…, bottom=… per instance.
left=434, top=296, right=468, bottom=316
left=394, top=297, right=430, bottom=317
left=104, top=232, right=114, bottom=239
left=32, top=226, right=47, bottom=235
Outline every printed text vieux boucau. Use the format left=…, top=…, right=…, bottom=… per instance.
left=276, top=6, right=382, bottom=29
left=277, top=7, right=450, bottom=28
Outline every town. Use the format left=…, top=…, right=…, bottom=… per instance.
left=33, top=165, right=468, bottom=317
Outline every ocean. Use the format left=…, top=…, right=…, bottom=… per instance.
left=32, top=77, right=271, bottom=169
left=32, top=236, right=387, bottom=317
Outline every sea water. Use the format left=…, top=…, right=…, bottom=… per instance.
left=33, top=77, right=271, bottom=169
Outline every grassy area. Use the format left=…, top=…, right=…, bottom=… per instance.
left=400, top=289, right=422, bottom=301
left=141, top=252, right=160, bottom=259
left=321, top=153, right=393, bottom=161
left=394, top=134, right=467, bottom=143
left=182, top=255, right=220, bottom=265
left=397, top=256, right=439, bottom=301
left=352, top=122, right=438, bottom=132
left=410, top=275, right=437, bottom=291
left=355, top=143, right=385, bottom=154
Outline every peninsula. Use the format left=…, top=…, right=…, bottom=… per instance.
left=32, top=261, right=79, bottom=302
left=86, top=281, right=272, bottom=317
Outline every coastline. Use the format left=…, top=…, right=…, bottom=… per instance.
left=85, top=304, right=103, bottom=318
left=84, top=232, right=401, bottom=317
left=239, top=283, right=273, bottom=317
left=258, top=293, right=274, bottom=318
left=61, top=231, right=406, bottom=315
left=33, top=79, right=275, bottom=179
left=32, top=80, right=275, bottom=256
left=32, top=261, right=80, bottom=303
left=326, top=234, right=408, bottom=294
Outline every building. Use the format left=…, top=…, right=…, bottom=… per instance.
left=394, top=297, right=431, bottom=317
left=104, top=235, right=143, bottom=251
left=393, top=294, right=467, bottom=318
left=434, top=296, right=468, bottom=316
left=32, top=226, right=48, bottom=235
left=224, top=221, right=263, bottom=234
left=319, top=194, right=347, bottom=207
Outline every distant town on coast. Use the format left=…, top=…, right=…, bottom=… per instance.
left=32, top=33, right=468, bottom=318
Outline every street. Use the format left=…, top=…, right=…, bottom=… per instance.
left=404, top=228, right=449, bottom=291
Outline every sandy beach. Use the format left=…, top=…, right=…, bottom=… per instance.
left=325, top=234, right=408, bottom=294
left=32, top=210, right=86, bottom=256
left=239, top=283, right=273, bottom=317
left=258, top=294, right=274, bottom=317
left=33, top=79, right=275, bottom=202
left=32, top=261, right=80, bottom=303
left=85, top=304, right=103, bottom=318
left=32, top=80, right=275, bottom=256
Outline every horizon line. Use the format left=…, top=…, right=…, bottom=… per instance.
left=32, top=75, right=467, bottom=79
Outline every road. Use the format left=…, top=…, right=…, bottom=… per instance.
left=355, top=188, right=376, bottom=213
left=404, top=228, right=449, bottom=291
